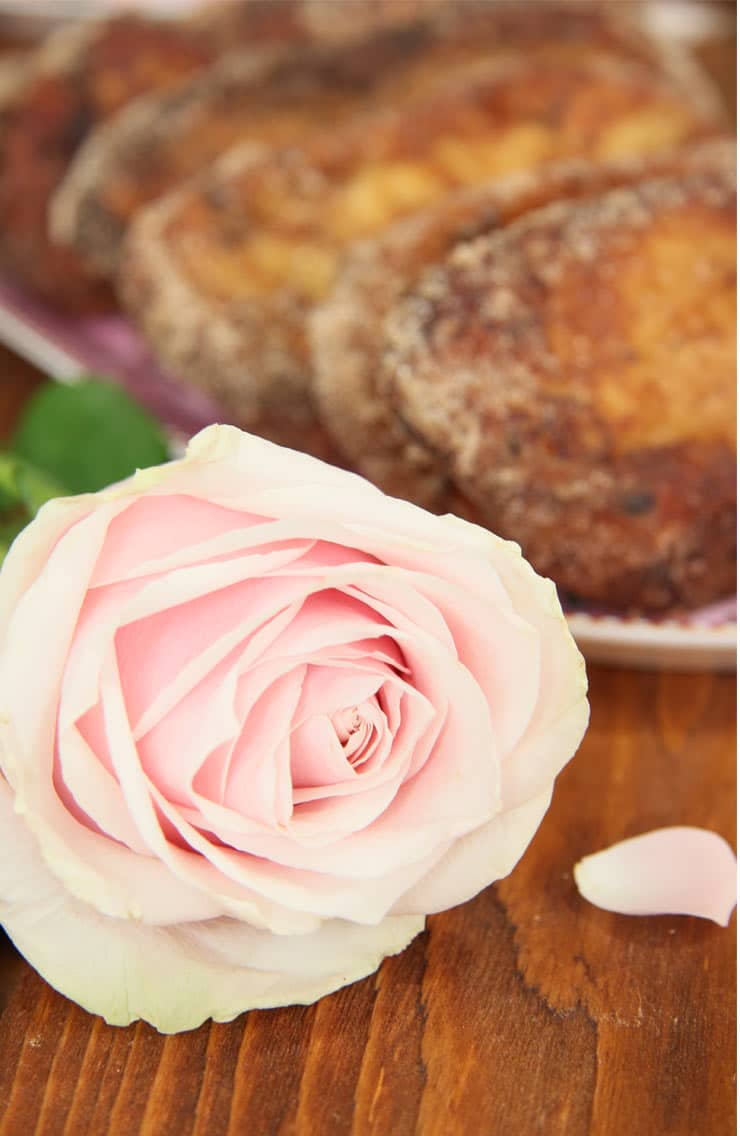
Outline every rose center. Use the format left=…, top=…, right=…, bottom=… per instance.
left=330, top=702, right=377, bottom=768
left=331, top=705, right=362, bottom=744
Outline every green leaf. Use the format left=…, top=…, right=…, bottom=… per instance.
left=11, top=378, right=169, bottom=494
left=0, top=452, right=66, bottom=563
left=0, top=451, right=64, bottom=512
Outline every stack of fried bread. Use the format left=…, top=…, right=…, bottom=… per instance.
left=0, top=0, right=437, bottom=307
left=1, top=0, right=734, bottom=613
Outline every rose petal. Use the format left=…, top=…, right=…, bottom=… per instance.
left=0, top=494, right=96, bottom=629
left=1, top=506, right=234, bottom=925
left=129, top=429, right=527, bottom=587
left=0, top=780, right=424, bottom=1033
left=291, top=665, right=385, bottom=731
left=96, top=648, right=318, bottom=932
left=259, top=588, right=395, bottom=662
left=573, top=827, right=738, bottom=925
left=214, top=623, right=494, bottom=875
left=115, top=559, right=309, bottom=730
left=222, top=668, right=305, bottom=826
left=371, top=571, right=541, bottom=757
left=181, top=425, right=376, bottom=500
left=290, top=716, right=360, bottom=789
left=90, top=494, right=268, bottom=586
left=183, top=683, right=426, bottom=859
left=135, top=644, right=245, bottom=806
left=3, top=718, right=225, bottom=925
left=59, top=549, right=313, bottom=736
left=487, top=556, right=589, bottom=811
left=277, top=559, right=542, bottom=764
left=55, top=724, right=149, bottom=852
left=207, top=633, right=309, bottom=803
left=1, top=504, right=119, bottom=768
left=395, top=787, right=553, bottom=915
left=144, top=775, right=438, bottom=925
left=94, top=644, right=427, bottom=928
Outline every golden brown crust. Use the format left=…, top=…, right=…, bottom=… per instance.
left=118, top=153, right=340, bottom=462
left=119, top=50, right=722, bottom=454
left=311, top=138, right=736, bottom=509
left=52, top=0, right=722, bottom=279
left=383, top=158, right=736, bottom=613
left=52, top=25, right=435, bottom=278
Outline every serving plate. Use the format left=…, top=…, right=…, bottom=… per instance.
left=567, top=608, right=736, bottom=673
left=0, top=278, right=736, bottom=675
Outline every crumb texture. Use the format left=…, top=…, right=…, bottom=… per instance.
left=383, top=154, right=736, bottom=611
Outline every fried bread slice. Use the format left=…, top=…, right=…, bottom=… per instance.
left=312, top=138, right=735, bottom=510
left=52, top=0, right=720, bottom=277
left=1, top=1, right=410, bottom=308
left=53, top=25, right=441, bottom=278
left=119, top=53, right=722, bottom=452
left=383, top=152, right=736, bottom=612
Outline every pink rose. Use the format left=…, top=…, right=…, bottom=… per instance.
left=0, top=426, right=588, bottom=1032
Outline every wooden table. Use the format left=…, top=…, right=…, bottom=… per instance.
left=0, top=357, right=735, bottom=1135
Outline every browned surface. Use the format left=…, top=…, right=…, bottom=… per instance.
left=120, top=50, right=722, bottom=451
left=312, top=137, right=735, bottom=509
left=151, top=59, right=719, bottom=304
left=0, top=649, right=734, bottom=1135
left=384, top=160, right=736, bottom=613
left=59, top=0, right=689, bottom=276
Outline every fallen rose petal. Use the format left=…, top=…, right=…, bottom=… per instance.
left=574, top=827, right=737, bottom=925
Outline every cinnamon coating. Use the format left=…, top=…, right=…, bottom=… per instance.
left=383, top=155, right=736, bottom=612
left=119, top=53, right=721, bottom=453
left=52, top=0, right=708, bottom=280
left=312, top=139, right=734, bottom=511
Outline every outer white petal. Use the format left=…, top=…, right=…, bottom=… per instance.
left=394, top=787, right=553, bottom=916
left=184, top=424, right=375, bottom=497
left=440, top=521, right=589, bottom=811
left=117, top=427, right=523, bottom=568
left=0, top=782, right=423, bottom=1033
left=0, top=494, right=96, bottom=630
left=574, top=827, right=737, bottom=926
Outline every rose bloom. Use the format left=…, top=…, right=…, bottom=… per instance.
left=0, top=427, right=588, bottom=1033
